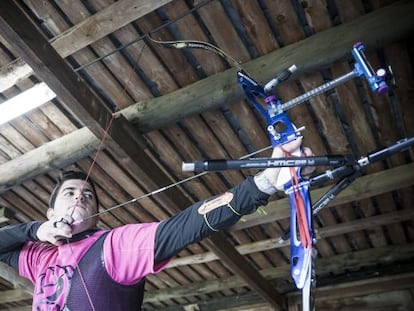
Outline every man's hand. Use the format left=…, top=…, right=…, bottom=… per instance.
left=36, top=216, right=74, bottom=245
left=254, top=137, right=314, bottom=194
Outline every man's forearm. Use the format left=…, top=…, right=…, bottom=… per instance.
left=0, top=221, right=42, bottom=267
left=154, top=177, right=269, bottom=263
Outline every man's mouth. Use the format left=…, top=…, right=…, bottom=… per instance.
left=73, top=203, right=86, bottom=209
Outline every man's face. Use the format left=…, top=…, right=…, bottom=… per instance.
left=48, top=179, right=98, bottom=234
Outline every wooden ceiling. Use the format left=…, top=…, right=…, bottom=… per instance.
left=0, top=0, right=413, bottom=310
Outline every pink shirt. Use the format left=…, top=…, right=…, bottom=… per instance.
left=19, top=222, right=169, bottom=310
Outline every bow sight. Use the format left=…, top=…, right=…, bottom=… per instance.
left=237, top=42, right=388, bottom=149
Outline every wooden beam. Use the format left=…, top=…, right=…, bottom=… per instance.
left=0, top=127, right=100, bottom=192
left=0, top=306, right=31, bottom=311
left=0, top=58, right=32, bottom=92
left=1, top=1, right=414, bottom=192
left=144, top=243, right=414, bottom=303
left=159, top=273, right=414, bottom=311
left=205, top=233, right=287, bottom=310
left=0, top=206, right=15, bottom=223
left=49, top=0, right=173, bottom=58
left=1, top=0, right=414, bottom=127
left=0, top=139, right=412, bottom=234
left=0, top=0, right=173, bottom=92
left=288, top=273, right=414, bottom=311
left=0, top=3, right=284, bottom=308
left=0, top=288, right=31, bottom=304
left=316, top=291, right=413, bottom=311
left=0, top=262, right=33, bottom=295
left=120, top=0, right=414, bottom=132
left=305, top=272, right=414, bottom=302
left=167, top=207, right=414, bottom=268
left=232, top=162, right=414, bottom=230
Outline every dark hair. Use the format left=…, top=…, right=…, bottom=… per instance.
left=48, top=171, right=98, bottom=209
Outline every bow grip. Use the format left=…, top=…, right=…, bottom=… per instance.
left=352, top=42, right=388, bottom=93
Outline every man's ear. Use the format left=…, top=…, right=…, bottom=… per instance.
left=46, top=208, right=54, bottom=220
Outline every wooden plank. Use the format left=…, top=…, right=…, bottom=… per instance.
left=384, top=42, right=414, bottom=139
left=301, top=0, right=332, bottom=33
left=185, top=277, right=414, bottom=311
left=289, top=274, right=414, bottom=311
left=263, top=0, right=305, bottom=45
left=0, top=289, right=31, bottom=304
left=317, top=291, right=413, bottom=311
left=233, top=162, right=414, bottom=230
left=49, top=0, right=174, bottom=58
left=0, top=59, right=32, bottom=92
left=0, top=262, right=33, bottom=295
left=205, top=233, right=287, bottom=310
left=167, top=208, right=414, bottom=268
left=194, top=0, right=250, bottom=63
left=0, top=128, right=99, bottom=193
left=230, top=0, right=280, bottom=55
left=335, top=0, right=366, bottom=23
left=0, top=206, right=14, bottom=223
left=53, top=1, right=152, bottom=106
left=143, top=243, right=414, bottom=302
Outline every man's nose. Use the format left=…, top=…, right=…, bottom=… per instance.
left=75, top=193, right=85, bottom=202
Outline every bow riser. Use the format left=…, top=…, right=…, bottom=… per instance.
left=237, top=71, right=300, bottom=147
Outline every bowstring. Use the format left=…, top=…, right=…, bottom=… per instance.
left=141, top=36, right=318, bottom=309
left=146, top=36, right=319, bottom=310
left=69, top=36, right=269, bottom=309
left=77, top=34, right=253, bottom=221
left=79, top=144, right=272, bottom=222
left=65, top=42, right=148, bottom=311
left=67, top=241, right=96, bottom=311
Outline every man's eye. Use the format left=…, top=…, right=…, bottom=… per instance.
left=63, top=191, right=74, bottom=197
left=84, top=193, right=94, bottom=199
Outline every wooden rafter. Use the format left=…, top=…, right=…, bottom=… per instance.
left=0, top=1, right=413, bottom=310
left=0, top=1, right=413, bottom=193
left=0, top=2, right=285, bottom=308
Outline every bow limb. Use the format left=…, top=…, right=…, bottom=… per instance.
left=147, top=33, right=244, bottom=71
left=286, top=179, right=316, bottom=311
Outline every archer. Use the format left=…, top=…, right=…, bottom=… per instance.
left=0, top=138, right=309, bottom=311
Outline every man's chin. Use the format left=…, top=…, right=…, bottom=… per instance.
left=71, top=217, right=96, bottom=234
